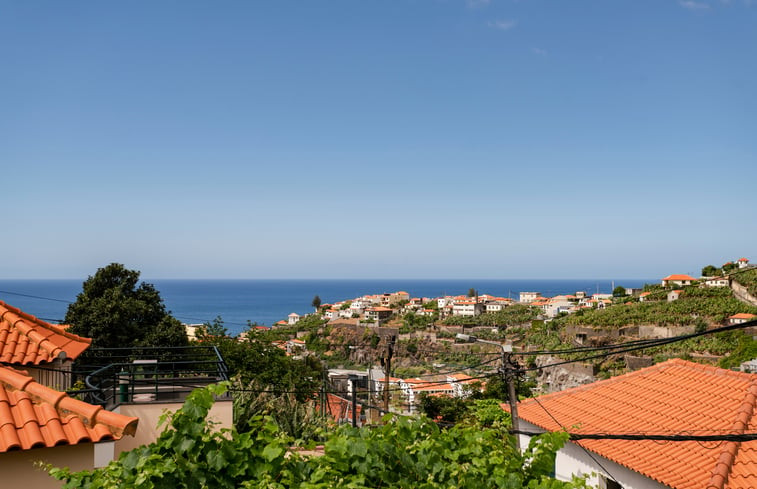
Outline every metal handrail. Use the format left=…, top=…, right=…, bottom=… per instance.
left=77, top=346, right=229, bottom=409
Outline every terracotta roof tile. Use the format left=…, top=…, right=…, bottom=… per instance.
left=0, top=366, right=137, bottom=453
left=662, top=274, right=697, bottom=281
left=0, top=301, right=91, bottom=365
left=512, top=359, right=757, bottom=489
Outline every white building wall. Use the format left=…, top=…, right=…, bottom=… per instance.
left=519, top=420, right=670, bottom=489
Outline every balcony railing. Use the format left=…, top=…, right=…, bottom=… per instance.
left=68, top=346, right=228, bottom=410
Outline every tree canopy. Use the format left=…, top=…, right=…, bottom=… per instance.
left=64, top=263, right=188, bottom=349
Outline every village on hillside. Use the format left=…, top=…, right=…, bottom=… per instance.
left=266, top=258, right=757, bottom=415
left=1, top=258, right=756, bottom=488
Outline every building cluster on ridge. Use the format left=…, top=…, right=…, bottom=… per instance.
left=274, top=257, right=754, bottom=329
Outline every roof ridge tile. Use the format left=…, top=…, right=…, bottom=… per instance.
left=706, top=381, right=757, bottom=489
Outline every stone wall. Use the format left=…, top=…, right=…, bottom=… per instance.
left=732, top=280, right=757, bottom=306
left=638, top=324, right=695, bottom=339
left=535, top=355, right=596, bottom=393
left=625, top=355, right=654, bottom=371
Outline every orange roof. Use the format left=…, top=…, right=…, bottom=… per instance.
left=512, top=359, right=757, bottom=489
left=413, top=383, right=453, bottom=392
left=662, top=274, right=696, bottom=281
left=0, top=366, right=137, bottom=452
left=0, top=301, right=91, bottom=365
left=730, top=313, right=757, bottom=320
left=320, top=393, right=361, bottom=421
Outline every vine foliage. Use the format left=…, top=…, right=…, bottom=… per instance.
left=49, top=384, right=589, bottom=489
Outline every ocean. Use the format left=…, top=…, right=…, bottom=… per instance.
left=0, top=278, right=652, bottom=336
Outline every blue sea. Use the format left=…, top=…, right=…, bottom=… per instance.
left=0, top=279, right=652, bottom=336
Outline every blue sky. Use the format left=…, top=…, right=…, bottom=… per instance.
left=2, top=0, right=755, bottom=279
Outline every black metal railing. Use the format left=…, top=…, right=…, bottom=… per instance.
left=66, top=346, right=228, bottom=409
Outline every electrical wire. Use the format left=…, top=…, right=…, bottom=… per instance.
left=529, top=395, right=620, bottom=484
left=0, top=290, right=73, bottom=303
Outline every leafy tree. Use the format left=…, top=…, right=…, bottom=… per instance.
left=701, top=265, right=719, bottom=277
left=612, top=286, right=627, bottom=297
left=64, top=263, right=188, bottom=350
left=49, top=383, right=589, bottom=489
left=311, top=294, right=322, bottom=311
left=468, top=288, right=477, bottom=298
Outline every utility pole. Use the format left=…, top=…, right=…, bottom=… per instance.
left=383, top=335, right=396, bottom=416
left=456, top=333, right=522, bottom=452
left=348, top=374, right=358, bottom=428
left=502, top=348, right=522, bottom=453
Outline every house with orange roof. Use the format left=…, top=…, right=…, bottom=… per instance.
left=508, top=359, right=757, bottom=489
left=0, top=301, right=142, bottom=488
left=318, top=393, right=363, bottom=426
left=729, top=313, right=757, bottom=325
left=738, top=258, right=750, bottom=269
left=446, top=373, right=484, bottom=398
left=661, top=274, right=697, bottom=287
left=365, top=306, right=393, bottom=323
left=667, top=289, right=683, bottom=302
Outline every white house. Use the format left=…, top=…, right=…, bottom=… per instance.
left=519, top=292, right=541, bottom=303
left=661, top=274, right=696, bottom=287
left=738, top=257, right=750, bottom=269
left=704, top=277, right=729, bottom=287
left=728, top=313, right=757, bottom=325
left=452, top=300, right=485, bottom=317
left=287, top=313, right=300, bottom=325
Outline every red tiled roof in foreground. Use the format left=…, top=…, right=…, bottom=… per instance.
left=513, top=359, right=757, bottom=489
left=0, top=301, right=91, bottom=365
left=0, top=366, right=138, bottom=452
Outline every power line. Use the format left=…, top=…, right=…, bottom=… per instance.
left=517, top=319, right=757, bottom=372
left=511, top=430, right=757, bottom=443
left=529, top=394, right=620, bottom=484
left=0, top=290, right=73, bottom=303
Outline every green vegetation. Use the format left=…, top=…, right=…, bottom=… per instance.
left=559, top=286, right=757, bottom=328
left=400, top=312, right=436, bottom=333
left=65, top=263, right=188, bottom=350
left=50, top=383, right=589, bottom=489
left=441, top=304, right=539, bottom=327
left=734, top=268, right=757, bottom=298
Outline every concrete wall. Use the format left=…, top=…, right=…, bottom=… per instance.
left=114, top=399, right=233, bottom=455
left=638, top=324, right=694, bottom=339
left=625, top=355, right=654, bottom=371
left=732, top=280, right=757, bottom=307
left=0, top=443, right=95, bottom=489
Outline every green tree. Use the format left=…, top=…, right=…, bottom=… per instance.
left=468, top=287, right=477, bottom=298
left=64, top=263, right=188, bottom=349
left=311, top=294, right=322, bottom=311
left=612, top=285, right=627, bottom=297
left=701, top=265, right=719, bottom=277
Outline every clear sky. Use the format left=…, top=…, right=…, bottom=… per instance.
left=2, top=0, right=755, bottom=280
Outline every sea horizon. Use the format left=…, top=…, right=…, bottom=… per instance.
left=0, top=278, right=655, bottom=336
